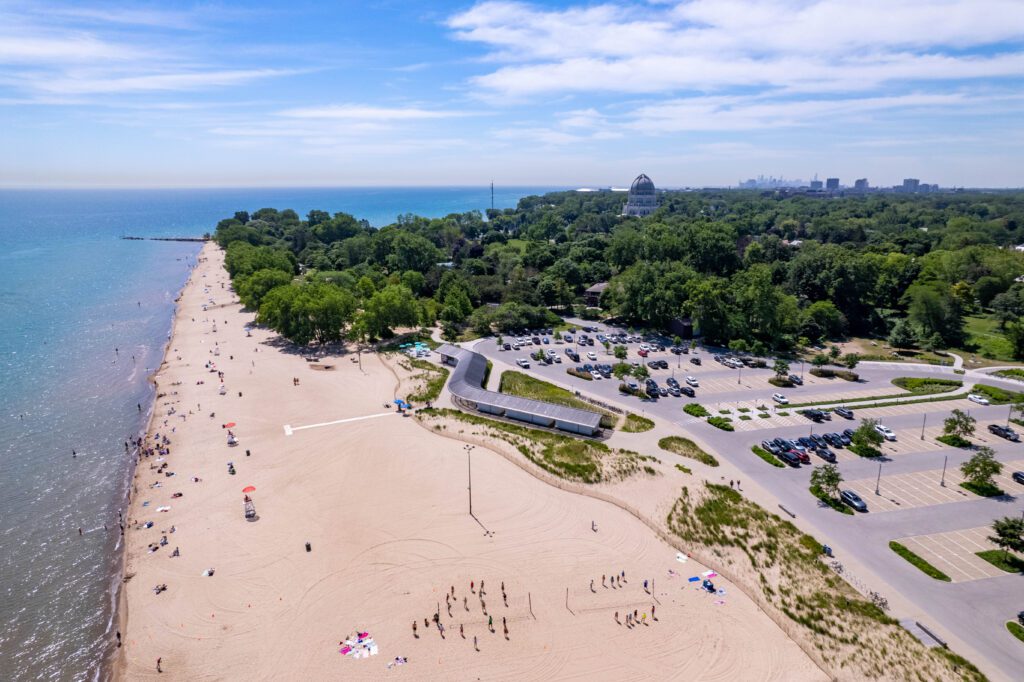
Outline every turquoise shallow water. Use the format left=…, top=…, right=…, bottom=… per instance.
left=0, top=186, right=554, bottom=681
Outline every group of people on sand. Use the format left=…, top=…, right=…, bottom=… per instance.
left=414, top=580, right=512, bottom=648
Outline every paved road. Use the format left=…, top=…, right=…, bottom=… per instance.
left=466, top=330, right=1024, bottom=680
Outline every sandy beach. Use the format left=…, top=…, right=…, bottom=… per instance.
left=116, top=242, right=824, bottom=680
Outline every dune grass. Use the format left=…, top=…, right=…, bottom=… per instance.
left=659, top=436, right=719, bottom=467
left=622, top=413, right=655, bottom=433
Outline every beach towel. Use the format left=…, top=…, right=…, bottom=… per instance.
left=688, top=577, right=700, bottom=582
left=675, top=552, right=688, bottom=563
left=157, top=506, right=171, bottom=512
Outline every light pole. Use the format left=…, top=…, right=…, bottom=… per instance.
left=800, top=358, right=805, bottom=382
left=737, top=364, right=742, bottom=385
left=940, top=455, right=947, bottom=487
left=920, top=414, right=926, bottom=440
left=465, top=444, right=475, bottom=515
left=875, top=461, right=883, bottom=495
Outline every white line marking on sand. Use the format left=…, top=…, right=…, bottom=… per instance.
left=284, top=411, right=396, bottom=436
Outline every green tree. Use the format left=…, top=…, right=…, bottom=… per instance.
left=943, top=408, right=976, bottom=439
left=728, top=339, right=749, bottom=354
left=988, top=517, right=1024, bottom=562
left=887, top=318, right=917, bottom=349
left=613, top=363, right=632, bottom=380
left=613, top=345, right=628, bottom=361
left=810, top=463, right=843, bottom=499
left=673, top=335, right=683, bottom=349
left=603, top=340, right=611, bottom=355
left=236, top=268, right=292, bottom=310
left=812, top=353, right=830, bottom=368
left=841, top=353, right=861, bottom=370
left=1004, top=320, right=1024, bottom=361
left=359, top=284, right=420, bottom=338
left=961, top=446, right=1002, bottom=489
left=632, top=364, right=649, bottom=379
left=772, top=358, right=790, bottom=379
left=852, top=418, right=885, bottom=454
left=829, top=345, right=841, bottom=361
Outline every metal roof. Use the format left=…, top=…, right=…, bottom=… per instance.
left=436, top=344, right=603, bottom=430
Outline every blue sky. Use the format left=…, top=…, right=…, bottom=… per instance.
left=1, top=0, right=1023, bottom=188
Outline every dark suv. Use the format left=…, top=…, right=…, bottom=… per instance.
left=989, top=424, right=1021, bottom=442
left=834, top=406, right=854, bottom=419
left=840, top=490, right=868, bottom=512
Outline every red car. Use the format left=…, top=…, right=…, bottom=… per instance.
left=637, top=348, right=649, bottom=357
left=788, top=449, right=810, bottom=464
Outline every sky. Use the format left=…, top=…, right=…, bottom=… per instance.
left=1, top=0, right=1023, bottom=188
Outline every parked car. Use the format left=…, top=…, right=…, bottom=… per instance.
left=761, top=440, right=782, bottom=455
left=590, top=371, right=602, bottom=380
left=666, top=377, right=680, bottom=388
left=638, top=349, right=649, bottom=357
left=810, top=434, right=827, bottom=448
left=797, top=437, right=815, bottom=450
left=553, top=355, right=562, bottom=363
left=840, top=490, right=868, bottom=512
left=669, top=386, right=681, bottom=397
left=1012, top=471, right=1024, bottom=485
left=686, top=376, right=699, bottom=386
left=874, top=424, right=896, bottom=441
left=967, top=393, right=990, bottom=405
left=789, top=449, right=811, bottom=464
left=659, top=387, right=669, bottom=397
left=989, top=424, right=1021, bottom=441
left=816, top=447, right=837, bottom=462
left=690, top=357, right=702, bottom=365
left=648, top=360, right=660, bottom=368
left=801, top=409, right=825, bottom=422
left=772, top=393, right=789, bottom=404
left=657, top=360, right=669, bottom=369
left=502, top=343, right=511, bottom=351
left=587, top=351, right=598, bottom=361
left=778, top=450, right=802, bottom=467
left=789, top=374, right=803, bottom=385
left=840, top=430, right=854, bottom=445
left=516, top=358, right=529, bottom=368
left=824, top=433, right=844, bottom=447
left=680, top=386, right=695, bottom=397
left=834, top=406, right=854, bottom=419
left=565, top=349, right=579, bottom=362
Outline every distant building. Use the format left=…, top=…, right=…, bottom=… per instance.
left=826, top=178, right=840, bottom=190
left=809, top=180, right=823, bottom=190
left=622, top=173, right=658, bottom=217
left=584, top=282, right=608, bottom=307
left=854, top=178, right=869, bottom=190
left=902, top=178, right=920, bottom=192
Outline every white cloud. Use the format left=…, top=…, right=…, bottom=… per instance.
left=278, top=104, right=474, bottom=120
left=31, top=69, right=298, bottom=95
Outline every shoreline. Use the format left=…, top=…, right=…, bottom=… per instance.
left=108, top=244, right=207, bottom=681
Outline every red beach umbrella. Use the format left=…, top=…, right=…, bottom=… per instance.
left=225, top=422, right=237, bottom=428
left=242, top=486, right=256, bottom=494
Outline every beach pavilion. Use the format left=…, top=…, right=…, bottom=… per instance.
left=436, top=344, right=603, bottom=436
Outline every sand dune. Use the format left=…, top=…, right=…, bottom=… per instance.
left=117, top=243, right=824, bottom=680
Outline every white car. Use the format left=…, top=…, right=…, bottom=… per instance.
left=874, top=424, right=896, bottom=441
left=587, top=351, right=597, bottom=361
left=686, top=376, right=699, bottom=387
left=516, top=358, right=530, bottom=368
left=590, top=371, right=602, bottom=380
left=967, top=393, right=990, bottom=405
left=772, top=393, right=788, bottom=404
left=639, top=343, right=650, bottom=351
left=553, top=355, right=562, bottom=363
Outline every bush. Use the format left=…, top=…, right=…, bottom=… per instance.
left=810, top=485, right=853, bottom=515
left=566, top=367, right=593, bottom=380
left=810, top=367, right=833, bottom=378
left=849, top=443, right=883, bottom=458
left=768, top=376, right=793, bottom=387
left=888, top=541, right=951, bottom=581
left=936, top=434, right=971, bottom=448
left=659, top=436, right=719, bottom=467
left=707, top=416, right=734, bottom=431
left=892, top=377, right=963, bottom=394
left=971, top=383, right=1023, bottom=405
left=835, top=370, right=859, bottom=381
left=619, top=382, right=644, bottom=397
left=994, top=368, right=1024, bottom=381
left=751, top=445, right=785, bottom=468
left=960, top=481, right=1005, bottom=497
left=675, top=463, right=692, bottom=474
left=1008, top=621, right=1024, bottom=643
left=683, top=403, right=710, bottom=417
left=739, top=415, right=752, bottom=420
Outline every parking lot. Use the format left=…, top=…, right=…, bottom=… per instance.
left=845, top=459, right=1024, bottom=512
left=895, top=527, right=1010, bottom=582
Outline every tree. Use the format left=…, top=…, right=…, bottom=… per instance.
left=961, top=446, right=1002, bottom=489
left=852, top=418, right=885, bottom=455
left=841, top=353, right=860, bottom=370
left=613, top=363, right=632, bottom=380
left=728, top=339, right=749, bottom=354
left=829, top=345, right=841, bottom=361
left=613, top=345, right=628, bottom=361
left=632, top=364, right=649, bottom=379
left=603, top=340, right=611, bottom=355
left=673, top=335, right=683, bottom=349
left=772, top=358, right=790, bottom=378
left=236, top=268, right=293, bottom=310
left=887, top=318, right=916, bottom=349
left=257, top=282, right=356, bottom=346
left=988, top=517, right=1024, bottom=562
left=812, top=353, right=830, bottom=368
left=810, top=463, right=843, bottom=499
left=359, top=284, right=420, bottom=339
left=1004, top=320, right=1024, bottom=361
left=943, top=408, right=976, bottom=439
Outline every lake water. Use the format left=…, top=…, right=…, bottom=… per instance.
left=0, top=186, right=556, bottom=681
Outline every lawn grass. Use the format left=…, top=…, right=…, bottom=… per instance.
left=751, top=445, right=785, bottom=468
left=622, top=412, right=655, bottom=433
left=975, top=550, right=1024, bottom=573
left=499, top=370, right=614, bottom=428
left=994, top=368, right=1024, bottom=381
left=971, top=383, right=1023, bottom=405
left=960, top=315, right=1016, bottom=362
left=960, top=481, right=1006, bottom=497
left=810, top=485, right=854, bottom=515
left=889, top=541, right=952, bottom=581
left=659, top=436, right=719, bottom=467
left=1008, top=621, right=1024, bottom=643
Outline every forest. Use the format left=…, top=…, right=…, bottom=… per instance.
left=213, top=190, right=1024, bottom=360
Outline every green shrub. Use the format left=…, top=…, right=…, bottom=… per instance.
left=739, top=415, right=752, bottom=420
left=971, top=383, right=1023, bottom=405
left=1007, top=621, right=1024, bottom=643
left=659, top=436, right=719, bottom=467
left=751, top=445, right=785, bottom=468
left=975, top=550, right=1024, bottom=573
left=567, top=367, right=593, bottom=380
left=889, top=541, right=951, bottom=581
left=936, top=434, right=971, bottom=448
left=683, top=403, right=710, bottom=417
left=737, top=407, right=751, bottom=413
left=849, top=443, right=883, bottom=458
left=768, top=376, right=793, bottom=387
left=675, top=463, right=692, bottom=474
left=835, top=370, right=859, bottom=381
left=810, top=367, right=834, bottom=378
left=810, top=485, right=853, bottom=515
left=707, top=416, right=734, bottom=431
left=892, top=377, right=963, bottom=394
left=994, top=368, right=1024, bottom=381
left=960, top=481, right=1005, bottom=497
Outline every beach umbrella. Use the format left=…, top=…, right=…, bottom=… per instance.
left=225, top=422, right=236, bottom=428
left=242, top=485, right=256, bottom=493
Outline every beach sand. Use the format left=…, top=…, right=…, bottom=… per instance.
left=117, top=242, right=825, bottom=680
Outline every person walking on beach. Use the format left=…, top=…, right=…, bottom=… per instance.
left=590, top=579, right=595, bottom=592
left=488, top=614, right=494, bottom=632
left=651, top=604, right=656, bottom=620
left=438, top=622, right=445, bottom=639
left=601, top=574, right=606, bottom=588
left=459, top=623, right=464, bottom=638
left=470, top=580, right=474, bottom=594
left=480, top=579, right=485, bottom=596
left=643, top=579, right=649, bottom=593
left=463, top=596, right=468, bottom=611
left=473, top=635, right=478, bottom=651
left=412, top=621, right=417, bottom=638
left=614, top=611, right=619, bottom=624
left=156, top=657, right=162, bottom=673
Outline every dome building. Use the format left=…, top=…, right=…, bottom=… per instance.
left=622, top=173, right=657, bottom=217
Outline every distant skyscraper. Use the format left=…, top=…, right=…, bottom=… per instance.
left=809, top=179, right=823, bottom=190
left=854, top=178, right=869, bottom=190
left=902, top=178, right=920, bottom=192
left=622, top=173, right=658, bottom=217
left=826, top=178, right=839, bottom=190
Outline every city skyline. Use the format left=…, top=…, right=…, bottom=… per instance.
left=2, top=0, right=1024, bottom=188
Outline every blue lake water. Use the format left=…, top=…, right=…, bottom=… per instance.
left=0, top=186, right=556, bottom=681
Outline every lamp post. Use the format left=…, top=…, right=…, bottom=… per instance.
left=875, top=461, right=883, bottom=495
left=800, top=358, right=805, bottom=381
left=737, top=364, right=742, bottom=385
left=940, top=455, right=947, bottom=487
left=464, top=444, right=475, bottom=515
left=920, top=414, right=926, bottom=440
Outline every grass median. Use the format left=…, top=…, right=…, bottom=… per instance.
left=889, top=541, right=951, bottom=581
